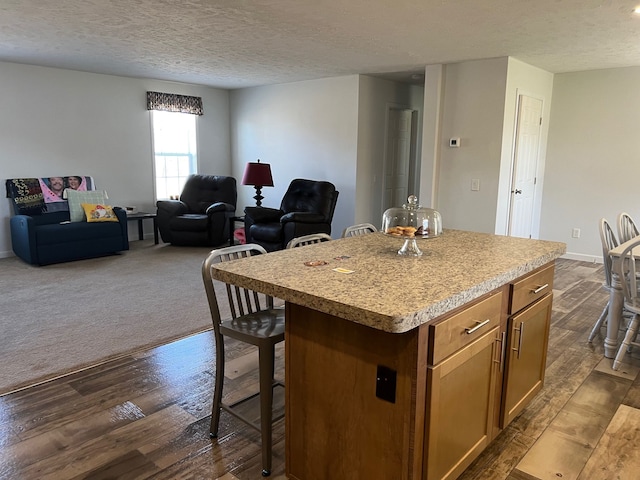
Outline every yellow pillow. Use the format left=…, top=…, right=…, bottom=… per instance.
left=81, top=203, right=119, bottom=222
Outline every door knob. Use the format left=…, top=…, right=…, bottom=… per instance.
left=512, top=189, right=522, bottom=194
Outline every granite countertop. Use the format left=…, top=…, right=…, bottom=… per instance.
left=210, top=230, right=566, bottom=333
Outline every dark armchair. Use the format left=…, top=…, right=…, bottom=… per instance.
left=156, top=174, right=237, bottom=247
left=244, top=178, right=339, bottom=252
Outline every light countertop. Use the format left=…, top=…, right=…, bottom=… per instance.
left=210, top=230, right=566, bottom=333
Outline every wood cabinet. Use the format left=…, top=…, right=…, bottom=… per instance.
left=421, top=265, right=554, bottom=480
left=501, top=265, right=554, bottom=427
left=424, top=326, right=501, bottom=480
left=285, top=262, right=555, bottom=480
left=423, top=290, right=504, bottom=480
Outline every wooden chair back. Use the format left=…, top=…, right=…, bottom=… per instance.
left=600, top=218, right=618, bottom=288
left=615, top=237, right=640, bottom=311
left=617, top=212, right=640, bottom=244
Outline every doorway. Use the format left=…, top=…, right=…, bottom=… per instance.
left=508, top=94, right=543, bottom=239
left=382, top=107, right=419, bottom=216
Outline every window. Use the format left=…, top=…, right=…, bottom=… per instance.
left=151, top=110, right=198, bottom=201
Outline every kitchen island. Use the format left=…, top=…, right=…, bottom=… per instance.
left=210, top=230, right=566, bottom=480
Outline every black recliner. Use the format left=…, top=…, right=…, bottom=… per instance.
left=156, top=174, right=237, bottom=247
left=244, top=178, right=339, bottom=252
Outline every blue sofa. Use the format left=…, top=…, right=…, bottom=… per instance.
left=6, top=177, right=129, bottom=265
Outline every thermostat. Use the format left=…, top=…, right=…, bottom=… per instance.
left=449, top=138, right=460, bottom=148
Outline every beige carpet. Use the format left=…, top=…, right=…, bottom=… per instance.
left=0, top=241, right=219, bottom=395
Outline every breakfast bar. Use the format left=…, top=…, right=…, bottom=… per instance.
left=210, top=230, right=566, bottom=480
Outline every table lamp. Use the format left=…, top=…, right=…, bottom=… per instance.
left=241, top=159, right=274, bottom=207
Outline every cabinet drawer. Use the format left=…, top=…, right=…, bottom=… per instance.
left=510, top=264, right=554, bottom=314
left=429, top=290, right=502, bottom=365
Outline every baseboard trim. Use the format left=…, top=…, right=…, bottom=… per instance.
left=0, top=250, right=14, bottom=259
left=562, top=252, right=601, bottom=264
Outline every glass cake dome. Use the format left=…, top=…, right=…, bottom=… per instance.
left=382, top=195, right=443, bottom=256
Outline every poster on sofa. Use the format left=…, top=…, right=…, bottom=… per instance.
left=38, top=176, right=93, bottom=203
left=6, top=176, right=95, bottom=215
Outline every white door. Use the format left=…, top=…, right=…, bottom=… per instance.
left=508, top=95, right=543, bottom=238
left=383, top=108, right=413, bottom=212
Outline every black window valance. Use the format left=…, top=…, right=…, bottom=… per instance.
left=146, top=91, right=203, bottom=115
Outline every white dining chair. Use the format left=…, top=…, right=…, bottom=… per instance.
left=588, top=218, right=618, bottom=342
left=612, top=236, right=640, bottom=370
left=617, top=212, right=640, bottom=244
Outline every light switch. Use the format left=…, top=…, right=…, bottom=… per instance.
left=471, top=179, right=480, bottom=191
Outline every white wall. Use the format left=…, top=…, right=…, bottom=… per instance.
left=420, top=64, right=445, bottom=209
left=356, top=75, right=424, bottom=228
left=541, top=67, right=640, bottom=261
left=421, top=57, right=553, bottom=238
left=495, top=58, right=554, bottom=237
left=436, top=58, right=508, bottom=233
left=6, top=59, right=637, bottom=262
left=0, top=61, right=230, bottom=257
left=229, top=76, right=360, bottom=237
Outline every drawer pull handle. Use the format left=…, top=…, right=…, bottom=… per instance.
left=465, top=318, right=490, bottom=334
left=513, top=322, right=525, bottom=359
left=494, top=331, right=507, bottom=373
left=531, top=283, right=549, bottom=294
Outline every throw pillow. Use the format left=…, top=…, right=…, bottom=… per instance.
left=64, top=189, right=107, bottom=222
left=81, top=203, right=119, bottom=222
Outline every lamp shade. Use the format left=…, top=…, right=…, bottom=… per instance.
left=241, top=160, right=274, bottom=187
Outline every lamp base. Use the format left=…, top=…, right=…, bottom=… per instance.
left=253, top=186, right=264, bottom=207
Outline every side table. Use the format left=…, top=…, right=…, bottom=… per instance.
left=126, top=212, right=159, bottom=244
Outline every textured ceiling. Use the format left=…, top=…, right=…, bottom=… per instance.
left=1, top=0, right=640, bottom=89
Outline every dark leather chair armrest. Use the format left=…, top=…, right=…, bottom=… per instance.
left=281, top=212, right=326, bottom=224
left=206, top=202, right=231, bottom=215
left=245, top=206, right=283, bottom=223
left=156, top=200, right=188, bottom=216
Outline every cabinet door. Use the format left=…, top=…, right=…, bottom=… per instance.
left=424, top=327, right=500, bottom=480
left=501, top=293, right=552, bottom=427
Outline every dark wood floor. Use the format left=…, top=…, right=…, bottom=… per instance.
left=1, top=258, right=639, bottom=479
